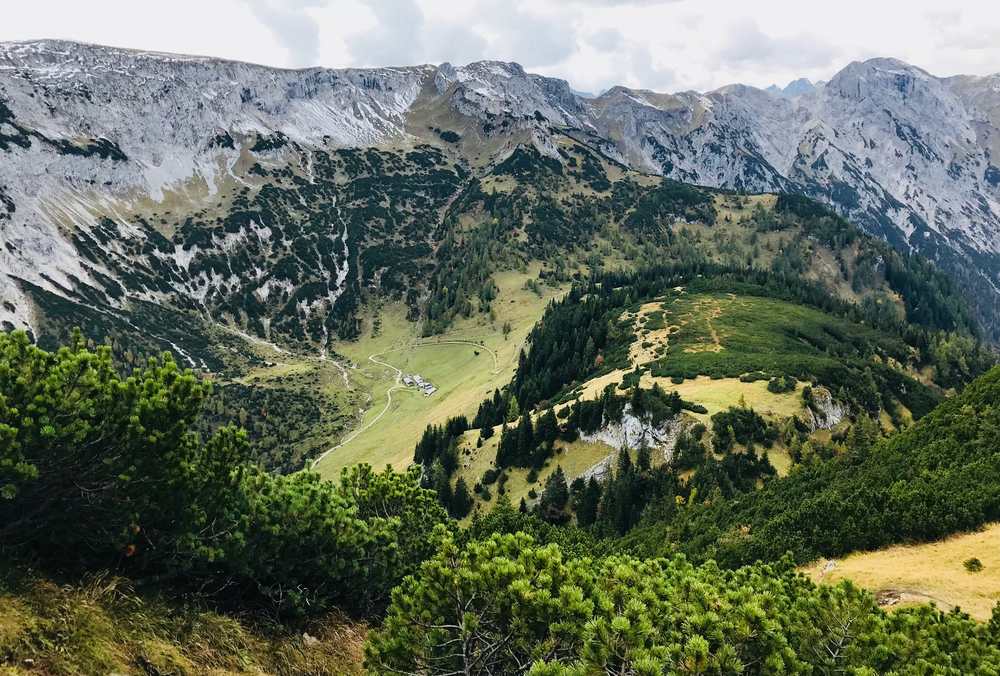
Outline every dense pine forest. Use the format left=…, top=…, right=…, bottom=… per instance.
left=4, top=325, right=1000, bottom=673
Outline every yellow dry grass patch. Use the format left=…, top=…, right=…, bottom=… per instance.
left=479, top=174, right=520, bottom=194
left=810, top=246, right=860, bottom=302
left=803, top=523, right=1000, bottom=621
left=234, top=360, right=314, bottom=384
left=573, top=368, right=631, bottom=402
left=502, top=438, right=618, bottom=506
left=445, top=265, right=567, bottom=370
left=456, top=428, right=616, bottom=514
left=712, top=193, right=777, bottom=222
left=642, top=375, right=804, bottom=421
left=626, top=300, right=672, bottom=365
left=568, top=368, right=804, bottom=425
left=458, top=428, right=499, bottom=487
left=765, top=446, right=794, bottom=476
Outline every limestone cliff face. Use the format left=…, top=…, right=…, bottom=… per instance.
left=580, top=405, right=687, bottom=482
left=2, top=40, right=998, bottom=339
left=803, top=386, right=850, bottom=431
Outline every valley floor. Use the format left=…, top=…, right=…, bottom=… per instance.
left=314, top=266, right=564, bottom=479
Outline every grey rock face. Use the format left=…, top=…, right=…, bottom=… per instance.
left=1, top=40, right=998, bottom=337
left=803, top=386, right=849, bottom=432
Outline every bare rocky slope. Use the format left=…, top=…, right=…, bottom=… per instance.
left=1, top=39, right=998, bottom=347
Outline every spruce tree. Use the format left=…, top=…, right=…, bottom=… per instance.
left=506, top=395, right=520, bottom=422
left=637, top=445, right=652, bottom=472
left=536, top=409, right=559, bottom=445
left=450, top=478, right=473, bottom=519
left=430, top=460, right=452, bottom=508
left=538, top=466, right=569, bottom=524
left=574, top=477, right=602, bottom=527
left=515, top=412, right=535, bottom=466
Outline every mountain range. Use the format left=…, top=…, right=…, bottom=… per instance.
left=6, top=39, right=1000, bottom=674
left=1, top=39, right=999, bottom=345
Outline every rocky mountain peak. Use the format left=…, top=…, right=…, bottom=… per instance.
left=767, top=78, right=816, bottom=98
left=1, top=40, right=999, bottom=339
left=825, top=57, right=935, bottom=101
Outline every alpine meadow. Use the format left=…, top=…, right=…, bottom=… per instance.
left=5, top=5, right=1000, bottom=672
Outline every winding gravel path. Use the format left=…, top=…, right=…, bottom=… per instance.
left=311, top=338, right=501, bottom=470
left=310, top=351, right=410, bottom=470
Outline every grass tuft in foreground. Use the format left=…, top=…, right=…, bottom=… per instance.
left=0, top=568, right=365, bottom=675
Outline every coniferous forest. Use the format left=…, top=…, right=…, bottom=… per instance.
left=4, top=312, right=1000, bottom=673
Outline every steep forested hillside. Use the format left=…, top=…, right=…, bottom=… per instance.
left=3, top=318, right=1000, bottom=673
left=353, top=141, right=992, bottom=484
left=406, top=254, right=992, bottom=525
left=624, top=364, right=1000, bottom=567
left=503, top=264, right=978, bottom=416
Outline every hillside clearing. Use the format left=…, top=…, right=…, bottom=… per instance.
left=315, top=266, right=567, bottom=478
left=803, top=523, right=1000, bottom=621
left=457, top=430, right=617, bottom=515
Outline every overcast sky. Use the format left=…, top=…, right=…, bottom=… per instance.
left=2, top=0, right=999, bottom=94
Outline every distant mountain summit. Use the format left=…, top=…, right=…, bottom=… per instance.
left=766, top=78, right=816, bottom=98
left=1, top=40, right=999, bottom=338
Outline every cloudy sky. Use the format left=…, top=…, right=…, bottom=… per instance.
left=2, top=0, right=999, bottom=94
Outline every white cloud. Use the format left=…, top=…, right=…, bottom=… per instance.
left=244, top=0, right=326, bottom=67
left=346, top=0, right=427, bottom=67
left=717, top=18, right=839, bottom=71
left=587, top=28, right=625, bottom=53
left=630, top=45, right=676, bottom=92
left=569, top=0, right=681, bottom=5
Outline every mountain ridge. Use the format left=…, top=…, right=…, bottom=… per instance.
left=7, top=39, right=993, bottom=102
left=1, top=39, right=999, bottom=341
